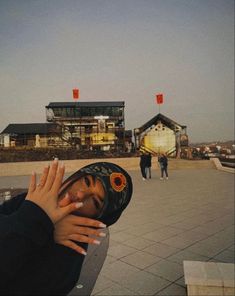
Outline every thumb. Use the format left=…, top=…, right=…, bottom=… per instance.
left=59, top=201, right=83, bottom=219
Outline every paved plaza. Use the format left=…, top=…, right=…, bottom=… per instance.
left=0, top=161, right=234, bottom=295
left=91, top=167, right=234, bottom=296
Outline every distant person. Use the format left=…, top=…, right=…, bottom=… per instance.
left=145, top=153, right=152, bottom=179
left=158, top=153, right=169, bottom=180
left=0, top=160, right=133, bottom=295
left=139, top=152, right=147, bottom=180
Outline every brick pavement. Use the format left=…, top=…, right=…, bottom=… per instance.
left=91, top=168, right=234, bottom=295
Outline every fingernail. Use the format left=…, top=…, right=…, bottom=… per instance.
left=94, top=240, right=100, bottom=245
left=65, top=192, right=69, bottom=199
left=75, top=202, right=83, bottom=208
left=99, top=232, right=106, bottom=237
left=32, top=171, right=36, bottom=175
left=99, top=223, right=106, bottom=228
left=54, top=158, right=58, bottom=162
left=60, top=162, right=65, bottom=168
left=81, top=251, right=87, bottom=256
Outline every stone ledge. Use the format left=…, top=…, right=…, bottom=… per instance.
left=183, top=261, right=235, bottom=296
left=211, top=158, right=235, bottom=174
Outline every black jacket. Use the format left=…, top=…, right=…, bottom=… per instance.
left=0, top=193, right=86, bottom=295
left=158, top=156, right=168, bottom=167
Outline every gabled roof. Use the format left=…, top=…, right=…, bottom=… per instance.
left=136, top=113, right=186, bottom=133
left=46, top=101, right=125, bottom=108
left=1, top=123, right=58, bottom=135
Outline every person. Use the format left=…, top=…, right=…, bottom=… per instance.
left=0, top=159, right=133, bottom=295
left=145, top=153, right=152, bottom=179
left=139, top=152, right=147, bottom=180
left=158, top=153, right=169, bottom=180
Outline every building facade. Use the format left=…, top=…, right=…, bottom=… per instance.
left=45, top=101, right=126, bottom=151
left=134, top=113, right=188, bottom=157
left=0, top=101, right=128, bottom=152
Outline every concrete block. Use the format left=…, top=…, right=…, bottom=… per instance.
left=187, top=284, right=223, bottom=296
left=224, top=287, right=235, bottom=296
left=217, top=262, right=235, bottom=287
left=184, top=261, right=235, bottom=296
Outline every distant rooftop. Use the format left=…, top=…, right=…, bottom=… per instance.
left=46, top=101, right=125, bottom=108
left=137, top=113, right=186, bottom=132
left=1, top=123, right=57, bottom=135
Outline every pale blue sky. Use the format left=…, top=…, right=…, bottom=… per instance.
left=0, top=0, right=234, bottom=142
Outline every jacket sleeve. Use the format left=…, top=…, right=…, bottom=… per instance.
left=9, top=243, right=87, bottom=295
left=0, top=192, right=27, bottom=215
left=0, top=199, right=54, bottom=286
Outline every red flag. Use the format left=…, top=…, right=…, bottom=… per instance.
left=73, top=88, right=79, bottom=99
left=156, top=94, right=163, bottom=104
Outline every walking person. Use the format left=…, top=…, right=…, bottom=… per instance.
left=139, top=152, right=147, bottom=180
left=158, top=153, right=169, bottom=180
left=145, top=153, right=152, bottom=179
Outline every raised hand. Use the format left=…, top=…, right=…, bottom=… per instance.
left=25, top=159, right=83, bottom=224
left=54, top=214, right=106, bottom=255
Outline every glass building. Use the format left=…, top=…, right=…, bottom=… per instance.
left=45, top=101, right=126, bottom=151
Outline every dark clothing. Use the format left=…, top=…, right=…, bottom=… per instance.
left=139, top=154, right=147, bottom=178
left=0, top=193, right=86, bottom=295
left=145, top=154, right=152, bottom=168
left=158, top=155, right=168, bottom=178
left=145, top=154, right=152, bottom=179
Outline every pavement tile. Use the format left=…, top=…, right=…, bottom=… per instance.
left=102, top=255, right=117, bottom=265
left=228, top=244, right=235, bottom=252
left=176, top=229, right=210, bottom=243
left=118, top=270, right=171, bottom=295
left=123, top=236, right=156, bottom=250
left=175, top=277, right=186, bottom=288
left=172, top=220, right=202, bottom=230
left=107, top=244, right=137, bottom=259
left=143, top=242, right=180, bottom=258
left=143, top=226, right=183, bottom=242
left=157, top=215, right=186, bottom=225
left=91, top=274, right=114, bottom=295
left=100, top=260, right=140, bottom=282
left=95, top=282, right=139, bottom=295
left=186, top=241, right=229, bottom=258
left=125, top=222, right=165, bottom=236
left=162, top=236, right=195, bottom=249
left=212, top=249, right=235, bottom=263
left=145, top=259, right=184, bottom=282
left=192, top=224, right=226, bottom=235
left=166, top=249, right=210, bottom=265
left=120, top=250, right=162, bottom=269
left=109, top=231, right=138, bottom=243
left=155, top=283, right=187, bottom=295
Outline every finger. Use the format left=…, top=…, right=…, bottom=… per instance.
left=28, top=171, right=36, bottom=193
left=58, top=193, right=72, bottom=207
left=57, top=201, right=84, bottom=221
left=37, top=165, right=50, bottom=188
left=61, top=240, right=87, bottom=255
left=51, top=163, right=65, bottom=193
left=44, top=159, right=59, bottom=191
left=74, top=226, right=106, bottom=238
left=70, top=216, right=106, bottom=229
left=68, top=234, right=101, bottom=245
